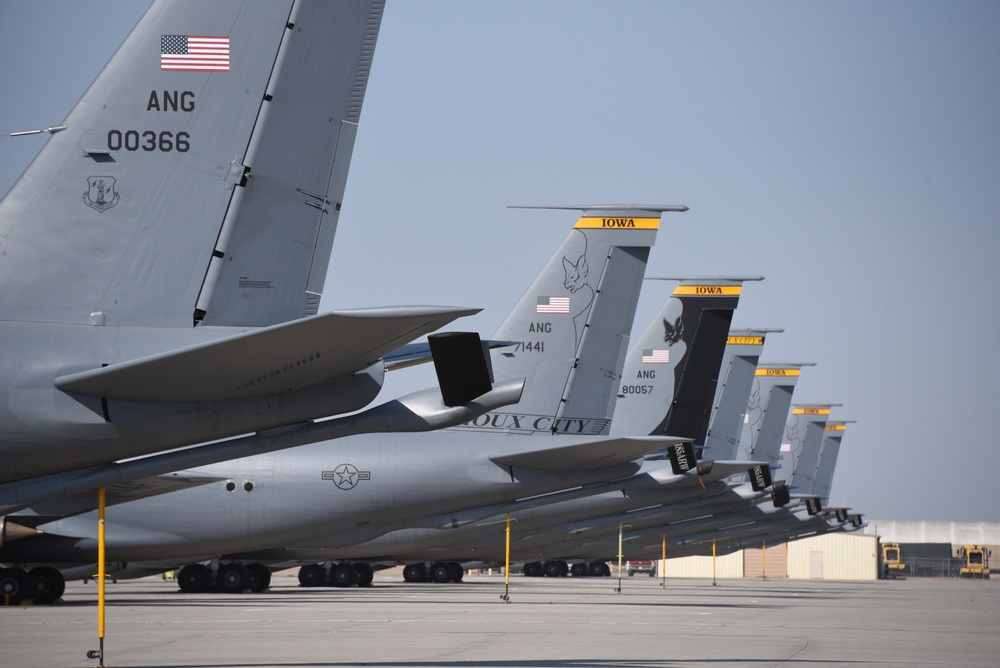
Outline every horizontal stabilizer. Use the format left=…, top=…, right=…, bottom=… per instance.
left=385, top=340, right=516, bottom=372
left=708, top=460, right=771, bottom=479
left=55, top=306, right=478, bottom=402
left=490, top=436, right=688, bottom=471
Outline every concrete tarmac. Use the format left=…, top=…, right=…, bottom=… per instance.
left=1, top=570, right=997, bottom=667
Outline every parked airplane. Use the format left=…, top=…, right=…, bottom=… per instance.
left=385, top=356, right=812, bottom=577
left=232, top=281, right=782, bottom=583
left=662, top=420, right=862, bottom=560
left=0, top=0, right=499, bottom=517
left=611, top=403, right=850, bottom=559
left=0, top=206, right=691, bottom=600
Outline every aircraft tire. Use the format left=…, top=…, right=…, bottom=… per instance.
left=0, top=567, right=32, bottom=604
left=570, top=562, right=588, bottom=577
left=523, top=561, right=543, bottom=577
left=402, top=564, right=426, bottom=583
left=543, top=561, right=563, bottom=578
left=430, top=562, right=452, bottom=583
left=298, top=564, right=326, bottom=587
left=447, top=562, right=464, bottom=582
left=177, top=564, right=212, bottom=593
left=330, top=563, right=356, bottom=587
left=587, top=561, right=605, bottom=577
left=218, top=563, right=250, bottom=594
left=246, top=563, right=271, bottom=592
left=354, top=563, right=374, bottom=586
left=28, top=566, right=65, bottom=604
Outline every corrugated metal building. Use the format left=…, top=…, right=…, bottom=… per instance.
left=786, top=533, right=879, bottom=580
left=658, top=533, right=879, bottom=580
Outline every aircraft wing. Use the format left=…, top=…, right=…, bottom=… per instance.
left=490, top=436, right=689, bottom=471
left=10, top=471, right=226, bottom=519
left=55, top=306, right=478, bottom=402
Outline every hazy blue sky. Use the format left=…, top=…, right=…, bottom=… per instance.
left=2, top=1, right=998, bottom=523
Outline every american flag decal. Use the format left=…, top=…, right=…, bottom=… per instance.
left=161, top=35, right=230, bottom=72
left=641, top=349, right=670, bottom=364
left=536, top=296, right=570, bottom=314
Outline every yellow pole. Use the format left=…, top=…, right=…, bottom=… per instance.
left=502, top=512, right=511, bottom=603
left=762, top=539, right=767, bottom=580
left=615, top=521, right=624, bottom=593
left=97, top=486, right=106, bottom=664
left=660, top=531, right=667, bottom=588
left=712, top=536, right=717, bottom=586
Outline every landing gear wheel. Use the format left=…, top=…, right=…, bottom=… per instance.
left=0, top=567, right=32, bottom=604
left=178, top=564, right=212, bottom=593
left=447, top=562, right=464, bottom=582
left=330, top=563, right=357, bottom=587
left=245, top=563, right=271, bottom=592
left=570, top=562, right=588, bottom=577
left=28, top=567, right=65, bottom=604
left=523, top=561, right=542, bottom=577
left=218, top=563, right=250, bottom=594
left=588, top=561, right=605, bottom=577
left=354, top=563, right=374, bottom=587
left=430, top=562, right=452, bottom=583
left=543, top=560, right=563, bottom=578
left=403, top=564, right=426, bottom=583
left=298, top=564, right=326, bottom=587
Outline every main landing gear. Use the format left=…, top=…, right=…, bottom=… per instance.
left=522, top=560, right=610, bottom=578
left=296, top=562, right=374, bottom=588
left=0, top=566, right=66, bottom=605
left=401, top=561, right=465, bottom=583
left=176, top=561, right=272, bottom=594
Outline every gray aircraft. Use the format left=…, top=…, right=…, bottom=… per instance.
left=222, top=280, right=780, bottom=582
left=0, top=206, right=691, bottom=600
left=0, top=0, right=503, bottom=520
left=616, top=404, right=854, bottom=559
left=665, top=420, right=863, bottom=559
left=373, top=355, right=812, bottom=576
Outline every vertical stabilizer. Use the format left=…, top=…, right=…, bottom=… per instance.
left=612, top=278, right=757, bottom=441
left=459, top=205, right=686, bottom=435
left=0, top=0, right=383, bottom=328
left=734, top=364, right=811, bottom=467
left=813, top=420, right=852, bottom=503
left=700, top=328, right=779, bottom=460
left=780, top=404, right=839, bottom=490
left=1, top=0, right=293, bottom=325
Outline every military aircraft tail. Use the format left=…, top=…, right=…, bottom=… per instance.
left=457, top=205, right=686, bottom=436
left=734, top=364, right=812, bottom=466
left=610, top=278, right=760, bottom=447
left=0, top=0, right=383, bottom=328
left=700, top=328, right=779, bottom=461
left=781, top=404, right=839, bottom=492
left=812, top=420, right=853, bottom=504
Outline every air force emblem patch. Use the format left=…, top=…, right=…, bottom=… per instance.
left=83, top=176, right=120, bottom=213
